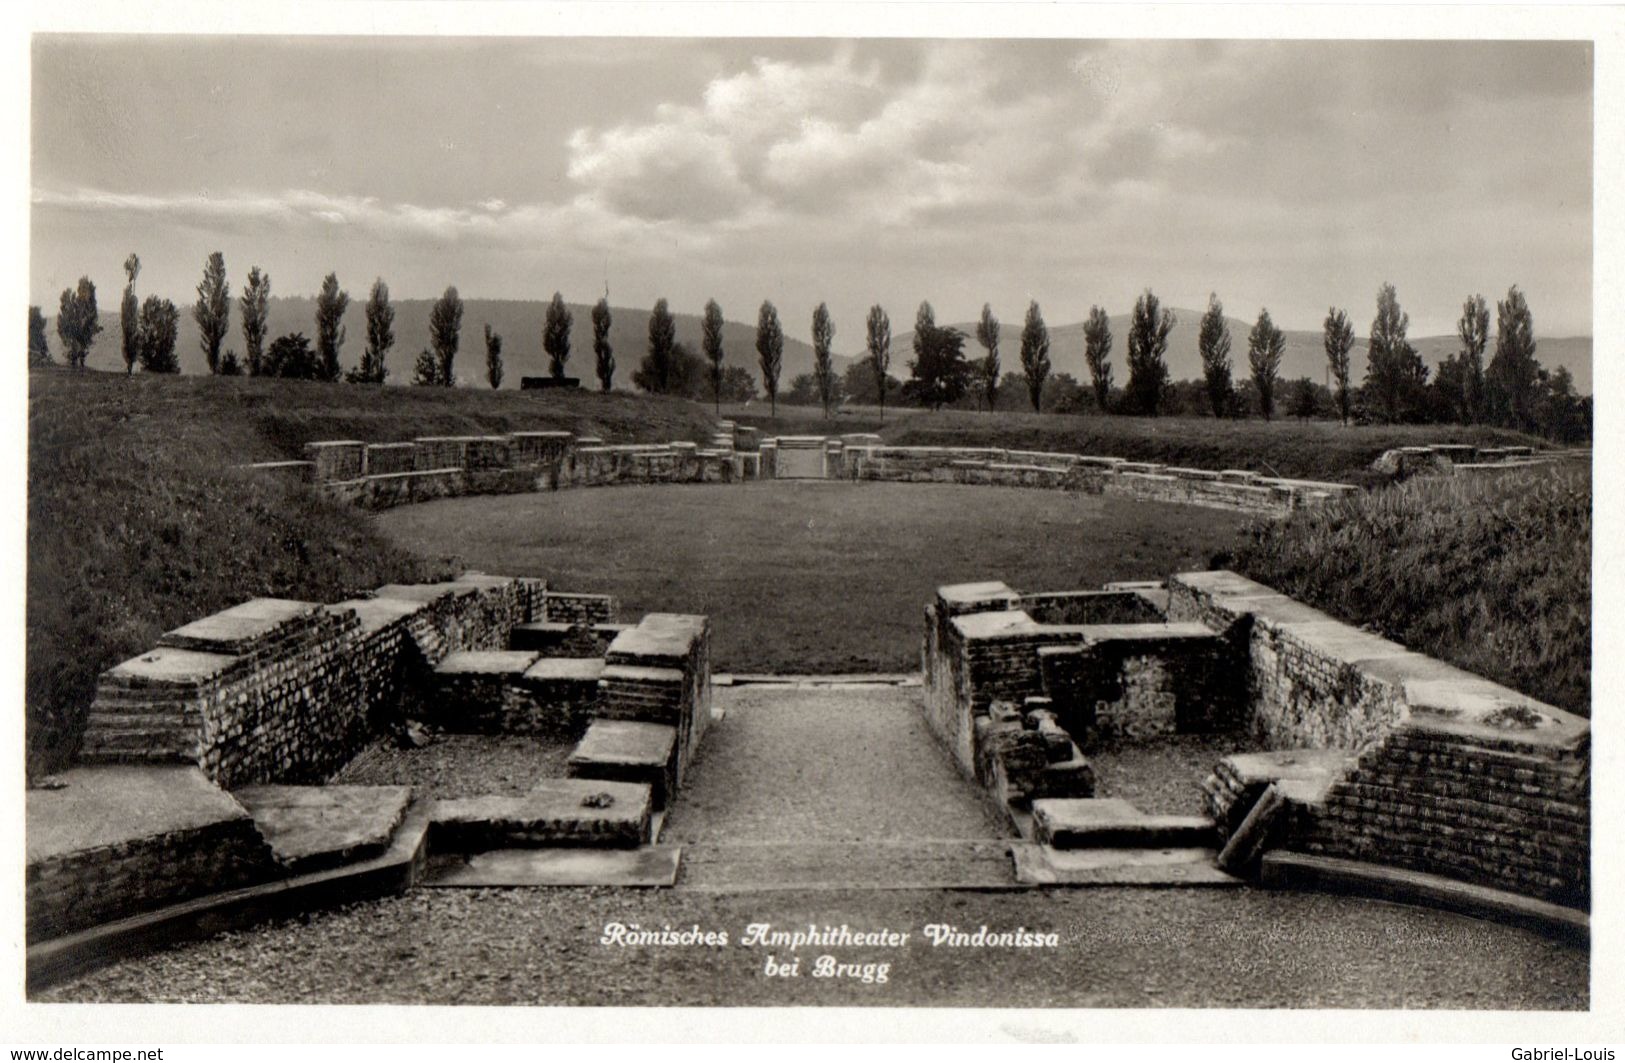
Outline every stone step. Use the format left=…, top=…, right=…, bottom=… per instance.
left=233, top=784, right=413, bottom=874
left=1031, top=797, right=1216, bottom=849
left=1011, top=843, right=1242, bottom=887
left=424, top=845, right=682, bottom=888
left=1260, top=850, right=1586, bottom=941
left=567, top=720, right=679, bottom=809
left=429, top=778, right=653, bottom=851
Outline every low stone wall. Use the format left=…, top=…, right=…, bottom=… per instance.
left=847, top=445, right=1350, bottom=515
left=26, top=767, right=280, bottom=939
left=265, top=429, right=1360, bottom=518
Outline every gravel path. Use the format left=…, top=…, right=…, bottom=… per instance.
left=331, top=734, right=578, bottom=799
left=662, top=685, right=1010, bottom=845
left=1086, top=732, right=1263, bottom=816
left=42, top=885, right=1586, bottom=1009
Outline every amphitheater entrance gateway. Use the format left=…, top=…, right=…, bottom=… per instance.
left=770, top=436, right=834, bottom=479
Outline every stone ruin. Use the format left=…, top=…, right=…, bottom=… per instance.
left=923, top=570, right=1589, bottom=913
left=253, top=421, right=1366, bottom=517
left=25, top=425, right=1591, bottom=988
left=30, top=572, right=710, bottom=959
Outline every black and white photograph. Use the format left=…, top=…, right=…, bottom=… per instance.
left=9, top=0, right=1619, bottom=1044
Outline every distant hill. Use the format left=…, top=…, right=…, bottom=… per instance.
left=896, top=310, right=1593, bottom=395
left=69, top=296, right=854, bottom=391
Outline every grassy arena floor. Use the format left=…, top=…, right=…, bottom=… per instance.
left=373, top=481, right=1256, bottom=673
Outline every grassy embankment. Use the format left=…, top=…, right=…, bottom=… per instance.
left=1228, top=465, right=1590, bottom=716
left=26, top=370, right=719, bottom=775
left=725, top=405, right=1546, bottom=484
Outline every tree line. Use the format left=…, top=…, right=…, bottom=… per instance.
left=29, top=261, right=1589, bottom=442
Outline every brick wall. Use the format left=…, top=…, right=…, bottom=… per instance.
left=79, top=576, right=527, bottom=787
left=27, top=807, right=276, bottom=939
left=1292, top=718, right=1589, bottom=906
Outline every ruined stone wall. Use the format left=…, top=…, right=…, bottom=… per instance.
left=1167, top=571, right=1416, bottom=749
left=1293, top=718, right=1590, bottom=906
left=79, top=576, right=528, bottom=788
left=270, top=429, right=1357, bottom=518
left=26, top=799, right=276, bottom=939
left=844, top=445, right=1349, bottom=515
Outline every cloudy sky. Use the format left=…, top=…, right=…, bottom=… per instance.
left=30, top=34, right=1593, bottom=341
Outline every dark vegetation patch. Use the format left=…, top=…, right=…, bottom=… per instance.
left=1227, top=465, right=1591, bottom=715
left=25, top=371, right=719, bottom=775
left=374, top=482, right=1254, bottom=674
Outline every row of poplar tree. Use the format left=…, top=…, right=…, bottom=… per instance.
left=29, top=255, right=1583, bottom=440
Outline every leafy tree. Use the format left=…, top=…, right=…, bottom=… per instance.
left=635, top=340, right=707, bottom=397
left=56, top=277, right=102, bottom=370
left=136, top=295, right=181, bottom=373
left=219, top=350, right=243, bottom=376
left=1083, top=305, right=1113, bottom=413
left=1364, top=283, right=1427, bottom=422
left=645, top=298, right=677, bottom=393
left=1288, top=376, right=1320, bottom=420
left=718, top=364, right=758, bottom=403
left=193, top=251, right=230, bottom=374
left=1125, top=289, right=1175, bottom=416
left=263, top=331, right=319, bottom=380
left=1197, top=293, right=1233, bottom=418
left=785, top=373, right=822, bottom=406
left=544, top=291, right=573, bottom=379
left=1430, top=352, right=1472, bottom=424
left=812, top=302, right=836, bottom=418
left=485, top=324, right=503, bottom=389
left=702, top=299, right=726, bottom=413
left=120, top=254, right=141, bottom=375
left=1323, top=306, right=1355, bottom=425
left=1486, top=285, right=1540, bottom=432
left=866, top=304, right=892, bottom=420
left=1456, top=293, right=1490, bottom=424
left=239, top=266, right=271, bottom=376
left=906, top=310, right=971, bottom=410
left=756, top=300, right=784, bottom=417
left=429, top=285, right=464, bottom=387
left=1019, top=300, right=1051, bottom=412
left=844, top=356, right=898, bottom=407
left=592, top=297, right=614, bottom=391
left=350, top=277, right=394, bottom=384
left=1247, top=308, right=1286, bottom=421
left=975, top=303, right=1000, bottom=410
left=1535, top=365, right=1589, bottom=444
left=314, top=272, right=350, bottom=382
left=411, top=348, right=440, bottom=387
left=28, top=305, right=51, bottom=367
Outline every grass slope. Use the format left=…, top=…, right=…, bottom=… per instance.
left=1227, top=465, right=1590, bottom=715
left=25, top=370, right=721, bottom=775
left=374, top=481, right=1254, bottom=673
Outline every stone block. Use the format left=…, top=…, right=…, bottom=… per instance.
left=429, top=778, right=653, bottom=850
left=567, top=720, right=679, bottom=808
left=232, top=784, right=413, bottom=873
left=1032, top=797, right=1216, bottom=850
